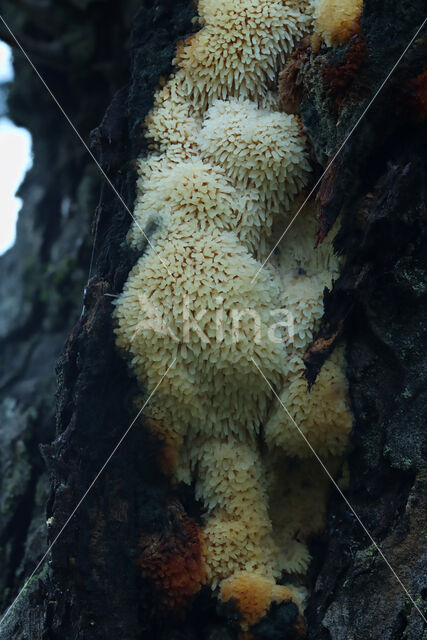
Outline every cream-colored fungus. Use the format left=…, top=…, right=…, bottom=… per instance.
left=198, top=98, right=311, bottom=215
left=114, top=0, right=353, bottom=629
left=116, top=226, right=285, bottom=443
left=315, top=0, right=363, bottom=47
left=145, top=72, right=201, bottom=161
left=174, top=0, right=313, bottom=109
left=127, top=157, right=273, bottom=257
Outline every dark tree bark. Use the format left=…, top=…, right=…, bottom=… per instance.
left=0, top=1, right=425, bottom=639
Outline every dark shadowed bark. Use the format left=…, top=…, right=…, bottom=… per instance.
left=0, top=1, right=425, bottom=638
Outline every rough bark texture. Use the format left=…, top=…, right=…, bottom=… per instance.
left=298, top=2, right=427, bottom=637
left=0, top=1, right=425, bottom=639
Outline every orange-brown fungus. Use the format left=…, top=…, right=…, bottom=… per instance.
left=137, top=502, right=206, bottom=614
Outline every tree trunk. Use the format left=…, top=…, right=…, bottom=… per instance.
left=0, top=1, right=425, bottom=638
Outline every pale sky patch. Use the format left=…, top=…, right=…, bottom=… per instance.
left=0, top=41, right=33, bottom=255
